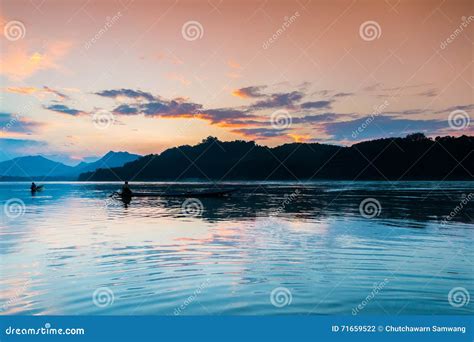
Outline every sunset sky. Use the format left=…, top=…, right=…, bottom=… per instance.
left=0, top=0, right=472, bottom=164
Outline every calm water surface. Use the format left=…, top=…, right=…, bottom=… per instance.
left=0, top=181, right=472, bottom=315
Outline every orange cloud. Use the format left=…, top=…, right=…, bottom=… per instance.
left=288, top=133, right=311, bottom=143
left=5, top=85, right=68, bottom=100
left=0, top=41, right=72, bottom=81
left=228, top=60, right=242, bottom=69
left=231, top=86, right=266, bottom=99
left=226, top=60, right=243, bottom=79
left=5, top=86, right=38, bottom=94
left=232, top=89, right=249, bottom=98
left=216, top=121, right=254, bottom=128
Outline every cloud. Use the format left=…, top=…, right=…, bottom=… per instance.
left=252, top=91, right=304, bottom=109
left=45, top=104, right=86, bottom=116
left=234, top=85, right=349, bottom=111
left=324, top=116, right=448, bottom=141
left=381, top=83, right=432, bottom=92
left=232, top=86, right=267, bottom=98
left=0, top=41, right=72, bottom=81
left=43, top=86, right=69, bottom=100
left=89, top=86, right=463, bottom=142
left=232, top=127, right=290, bottom=139
left=93, top=87, right=357, bottom=131
left=228, top=60, right=242, bottom=70
left=384, top=109, right=427, bottom=116
left=99, top=89, right=257, bottom=126
left=310, top=89, right=353, bottom=99
left=363, top=83, right=383, bottom=92
left=292, top=113, right=347, bottom=124
left=435, top=104, right=474, bottom=114
left=4, top=87, right=37, bottom=95
left=314, top=89, right=332, bottom=96
left=141, top=100, right=203, bottom=116
left=233, top=85, right=316, bottom=110
left=415, top=89, right=437, bottom=98
left=95, top=88, right=156, bottom=102
left=363, top=83, right=436, bottom=100
left=288, top=133, right=312, bottom=142
left=199, top=108, right=255, bottom=125
left=113, top=104, right=139, bottom=115
left=111, top=100, right=254, bottom=127
left=300, top=100, right=332, bottom=110
left=0, top=113, right=43, bottom=134
left=333, top=92, right=353, bottom=98
left=5, top=86, right=68, bottom=100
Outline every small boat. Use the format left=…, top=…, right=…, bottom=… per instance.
left=31, top=185, right=44, bottom=193
left=112, top=189, right=236, bottom=199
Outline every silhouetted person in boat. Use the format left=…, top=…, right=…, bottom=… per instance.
left=121, top=181, right=132, bottom=198
left=31, top=182, right=37, bottom=192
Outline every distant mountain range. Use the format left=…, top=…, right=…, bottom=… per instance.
left=79, top=133, right=474, bottom=181
left=0, top=151, right=141, bottom=181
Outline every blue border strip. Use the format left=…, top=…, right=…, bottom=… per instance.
left=0, top=316, right=472, bottom=341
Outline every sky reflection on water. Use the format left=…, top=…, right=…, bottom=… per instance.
left=0, top=181, right=472, bottom=315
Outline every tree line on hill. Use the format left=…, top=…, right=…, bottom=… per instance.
left=78, top=133, right=474, bottom=181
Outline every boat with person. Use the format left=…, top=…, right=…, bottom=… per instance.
left=30, top=183, right=44, bottom=193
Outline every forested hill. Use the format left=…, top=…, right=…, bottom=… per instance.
left=78, top=134, right=473, bottom=181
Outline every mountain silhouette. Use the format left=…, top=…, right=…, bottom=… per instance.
left=79, top=133, right=473, bottom=181
left=0, top=156, right=74, bottom=178
left=0, top=151, right=141, bottom=180
left=71, top=151, right=141, bottom=175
